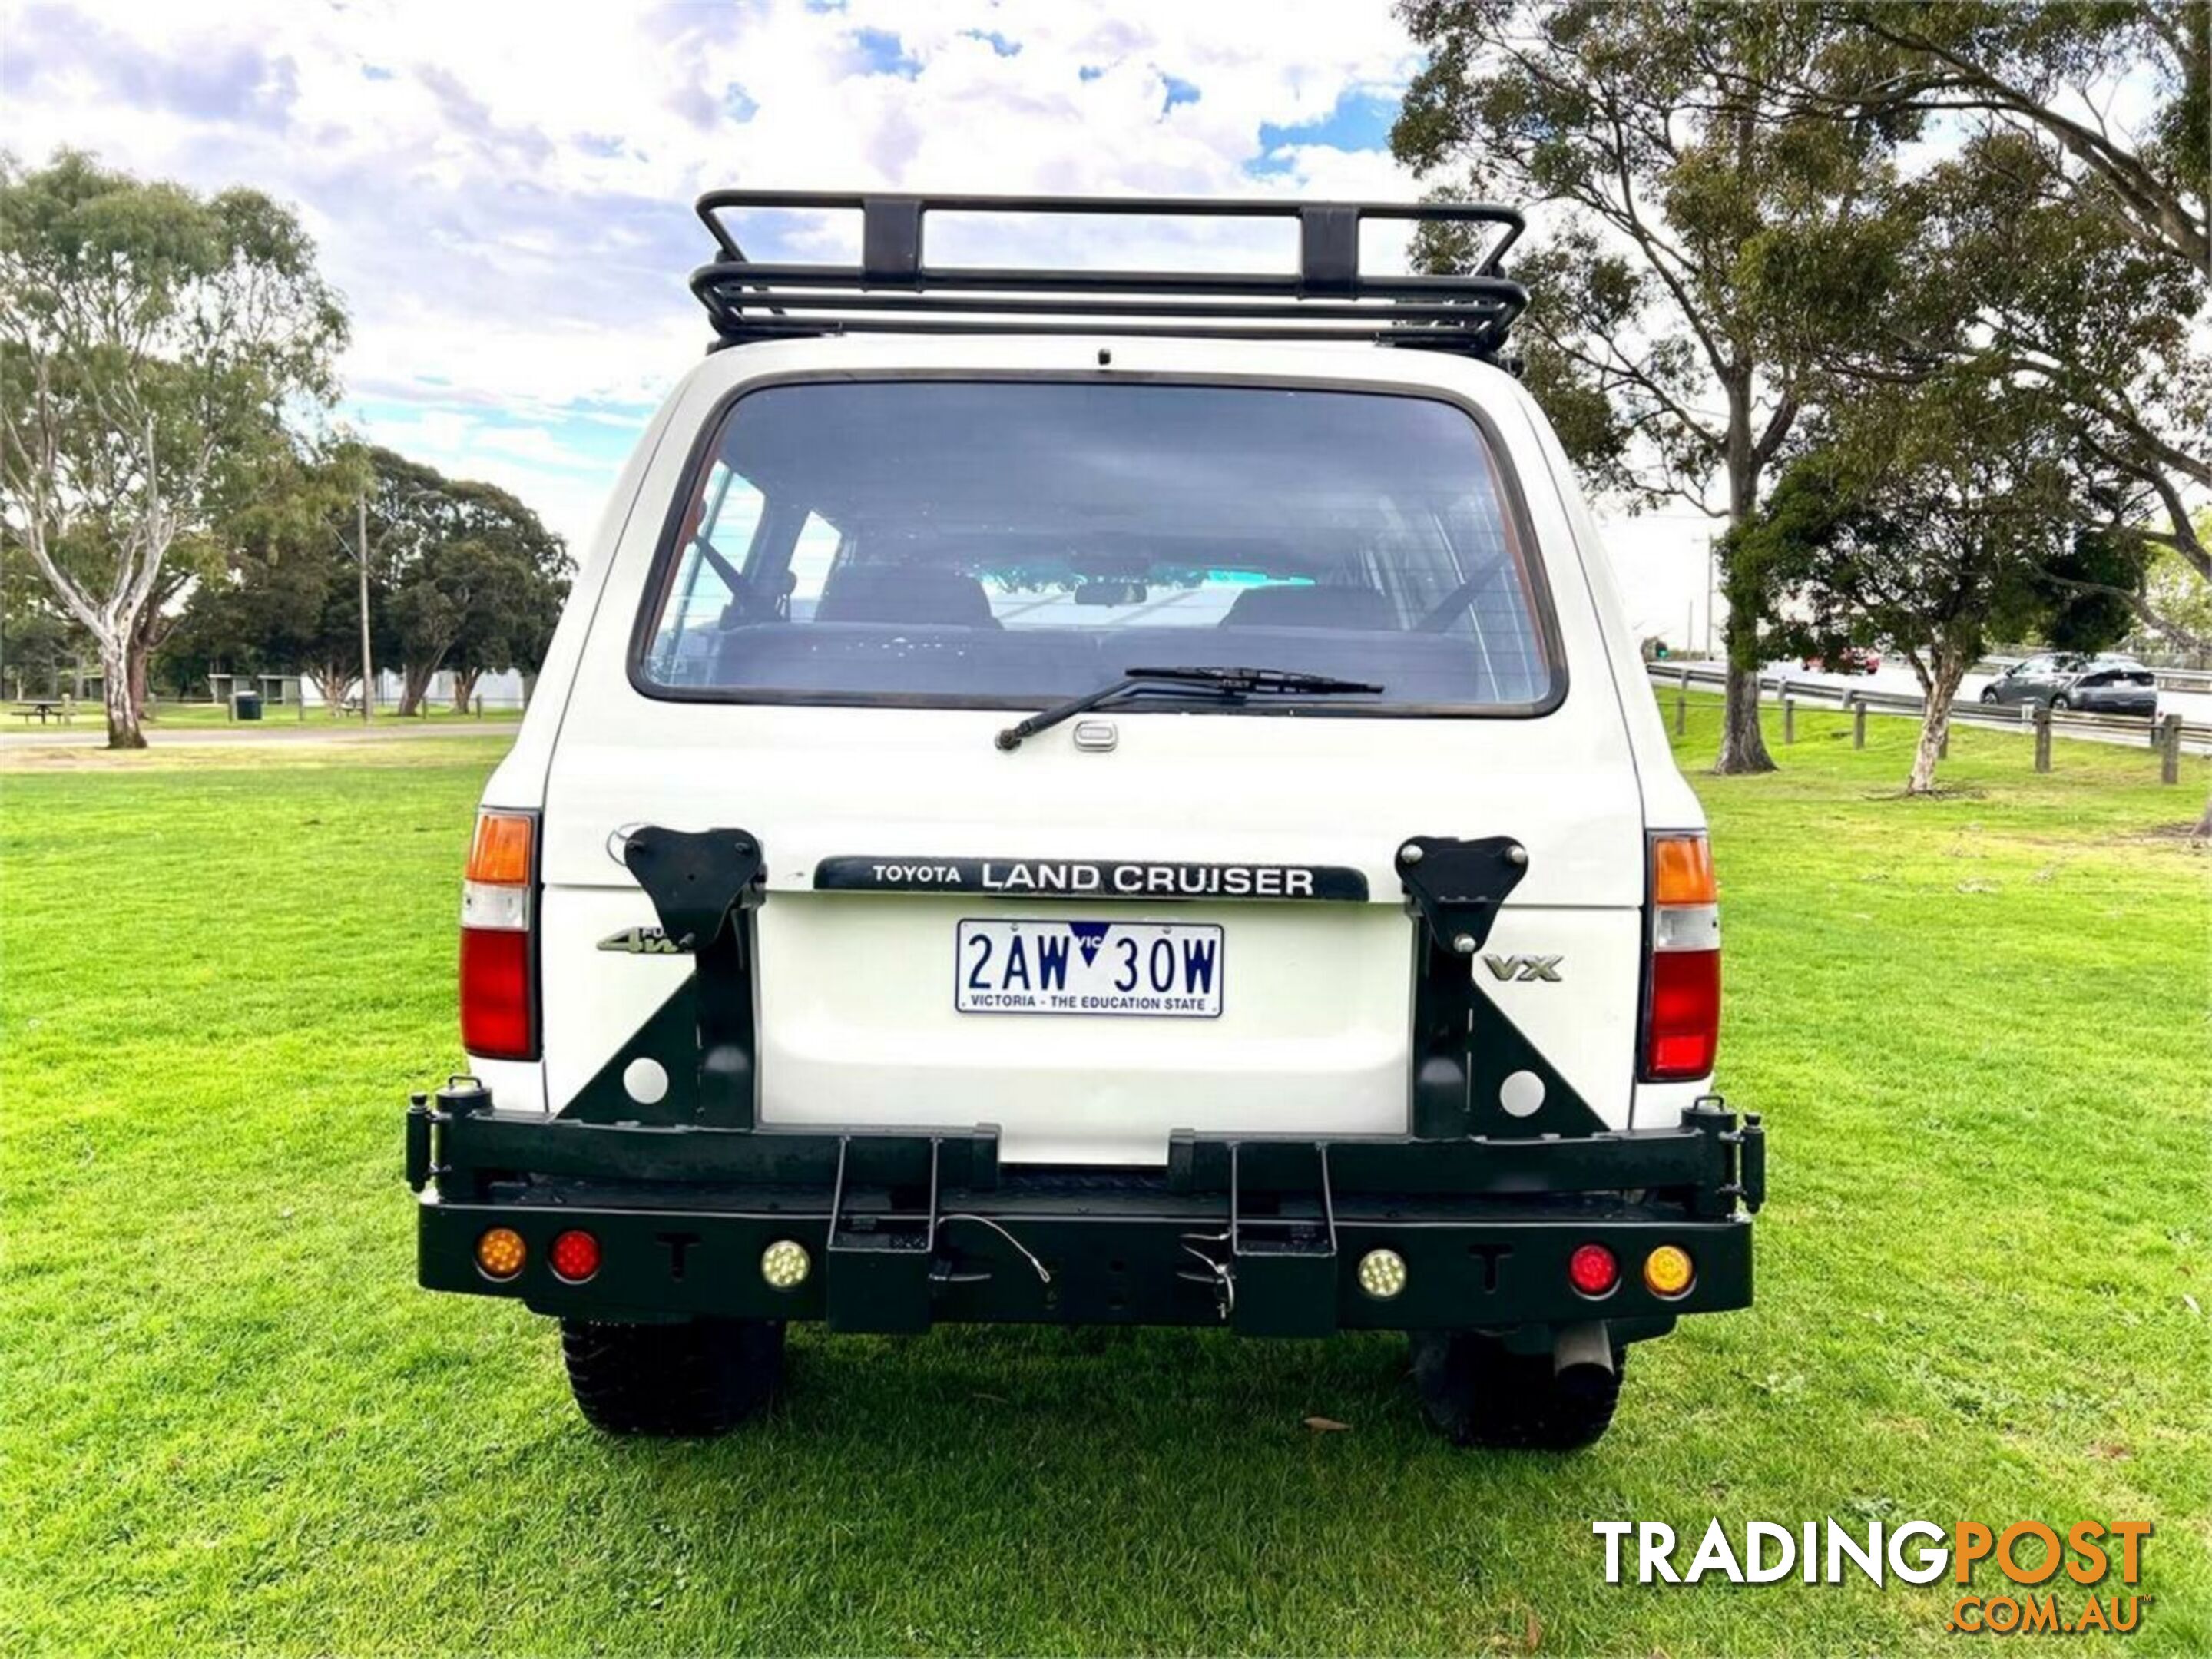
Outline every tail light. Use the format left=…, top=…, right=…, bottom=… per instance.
left=460, top=809, right=538, bottom=1060
left=1568, top=1242, right=1619, bottom=1296
left=1641, top=832, right=1719, bottom=1081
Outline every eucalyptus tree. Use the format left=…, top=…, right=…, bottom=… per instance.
left=1392, top=0, right=1906, bottom=773
left=0, top=152, right=346, bottom=747
left=1817, top=2, right=2210, bottom=654
left=1739, top=375, right=2079, bottom=795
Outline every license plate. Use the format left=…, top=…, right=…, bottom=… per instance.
left=955, top=919, right=1224, bottom=1017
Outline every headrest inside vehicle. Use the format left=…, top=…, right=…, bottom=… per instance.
left=1221, top=584, right=1398, bottom=630
left=814, top=565, right=1002, bottom=628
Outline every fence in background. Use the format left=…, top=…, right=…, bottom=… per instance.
left=1648, top=662, right=2205, bottom=784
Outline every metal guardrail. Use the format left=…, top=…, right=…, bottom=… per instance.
left=1647, top=661, right=2207, bottom=778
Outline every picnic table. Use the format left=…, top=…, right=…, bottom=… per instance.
left=11, top=698, right=73, bottom=725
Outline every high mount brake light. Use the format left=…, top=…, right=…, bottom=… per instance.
left=460, top=809, right=538, bottom=1061
left=1641, top=832, right=1720, bottom=1081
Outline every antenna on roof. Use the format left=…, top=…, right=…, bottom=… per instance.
left=689, top=190, right=1527, bottom=362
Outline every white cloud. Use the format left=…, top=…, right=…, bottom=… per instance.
left=7, top=0, right=1706, bottom=614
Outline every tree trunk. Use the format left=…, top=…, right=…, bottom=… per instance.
left=1716, top=615, right=1775, bottom=774
left=2194, top=794, right=2211, bottom=837
left=306, top=664, right=353, bottom=713
left=100, top=640, right=145, bottom=750
left=127, top=644, right=154, bottom=724
left=1906, top=647, right=1968, bottom=796
left=397, top=662, right=437, bottom=717
left=1714, top=397, right=1777, bottom=776
left=451, top=667, right=482, bottom=715
left=127, top=602, right=174, bottom=724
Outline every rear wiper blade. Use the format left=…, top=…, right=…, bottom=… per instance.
left=995, top=664, right=1382, bottom=751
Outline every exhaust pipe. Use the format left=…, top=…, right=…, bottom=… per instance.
left=1553, top=1320, right=1616, bottom=1402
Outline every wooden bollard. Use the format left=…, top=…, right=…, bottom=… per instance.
left=2033, top=704, right=2052, bottom=773
left=1782, top=694, right=1796, bottom=744
left=1675, top=668, right=1689, bottom=735
left=2160, top=713, right=2182, bottom=785
left=1851, top=696, right=1866, bottom=749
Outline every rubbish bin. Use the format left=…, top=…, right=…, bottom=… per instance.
left=234, top=690, right=263, bottom=722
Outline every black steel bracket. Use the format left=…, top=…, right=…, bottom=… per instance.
left=1395, top=835, right=1607, bottom=1140
left=1396, top=835, right=1528, bottom=957
left=823, top=1134, right=941, bottom=1333
left=1687, top=1096, right=1766, bottom=1217
left=619, top=826, right=764, bottom=1128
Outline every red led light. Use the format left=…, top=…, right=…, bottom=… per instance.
left=1568, top=1242, right=1619, bottom=1296
left=548, top=1229, right=601, bottom=1283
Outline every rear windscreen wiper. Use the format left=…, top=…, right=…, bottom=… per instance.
left=995, top=664, right=1382, bottom=751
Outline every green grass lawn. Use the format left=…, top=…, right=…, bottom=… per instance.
left=2, top=705, right=2206, bottom=1654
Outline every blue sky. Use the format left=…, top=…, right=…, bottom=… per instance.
left=5, top=0, right=1719, bottom=634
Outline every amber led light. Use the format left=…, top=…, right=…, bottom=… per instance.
left=475, top=1227, right=526, bottom=1280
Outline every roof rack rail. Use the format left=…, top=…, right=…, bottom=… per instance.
left=690, top=190, right=1527, bottom=363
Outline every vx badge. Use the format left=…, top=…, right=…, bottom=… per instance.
left=1483, top=953, right=1562, bottom=982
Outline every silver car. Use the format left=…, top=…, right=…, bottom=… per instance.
left=1981, top=653, right=2158, bottom=717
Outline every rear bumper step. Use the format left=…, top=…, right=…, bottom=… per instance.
left=409, top=1092, right=1761, bottom=1337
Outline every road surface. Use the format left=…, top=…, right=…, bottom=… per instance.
left=0, top=717, right=518, bottom=753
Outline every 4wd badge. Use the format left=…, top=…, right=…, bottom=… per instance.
left=597, top=926, right=693, bottom=955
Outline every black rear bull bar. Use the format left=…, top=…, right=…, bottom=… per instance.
left=408, top=825, right=1764, bottom=1337
left=408, top=1089, right=1762, bottom=1336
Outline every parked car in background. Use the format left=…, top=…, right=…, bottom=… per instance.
left=1799, top=647, right=1880, bottom=675
left=1981, top=654, right=2158, bottom=717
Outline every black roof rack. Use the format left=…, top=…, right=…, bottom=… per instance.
left=690, top=190, right=1526, bottom=362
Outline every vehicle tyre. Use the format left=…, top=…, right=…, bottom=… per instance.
left=2051, top=694, right=2071, bottom=710
left=1979, top=687, right=1998, bottom=704
left=1409, top=1330, right=1624, bottom=1451
left=561, top=1317, right=783, bottom=1436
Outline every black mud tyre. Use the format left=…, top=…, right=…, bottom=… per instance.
left=1979, top=687, right=1999, bottom=704
left=1409, top=1330, right=1624, bottom=1451
left=561, top=1317, right=783, bottom=1436
left=2051, top=694, right=2071, bottom=711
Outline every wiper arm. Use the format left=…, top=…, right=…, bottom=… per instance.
left=995, top=664, right=1382, bottom=751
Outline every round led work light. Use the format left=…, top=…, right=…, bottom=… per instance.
left=1356, top=1248, right=1409, bottom=1300
left=760, top=1240, right=811, bottom=1291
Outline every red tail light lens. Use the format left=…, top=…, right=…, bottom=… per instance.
left=1568, top=1243, right=1619, bottom=1296
left=1641, top=833, right=1720, bottom=1081
left=460, top=809, right=537, bottom=1061
left=1645, top=949, right=1721, bottom=1078
left=549, top=1229, right=601, bottom=1283
left=459, top=927, right=534, bottom=1058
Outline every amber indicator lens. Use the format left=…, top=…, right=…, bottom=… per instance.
left=475, top=1227, right=526, bottom=1280
left=1643, top=1244, right=1694, bottom=1297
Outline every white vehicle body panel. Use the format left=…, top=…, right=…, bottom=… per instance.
left=475, top=334, right=1712, bottom=1163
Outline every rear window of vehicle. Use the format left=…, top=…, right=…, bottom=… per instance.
left=637, top=380, right=1559, bottom=712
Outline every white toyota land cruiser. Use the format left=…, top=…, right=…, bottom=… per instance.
left=407, top=191, right=1763, bottom=1450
